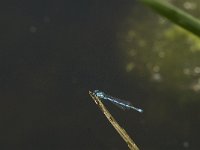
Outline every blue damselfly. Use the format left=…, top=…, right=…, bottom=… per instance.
left=92, top=90, right=143, bottom=113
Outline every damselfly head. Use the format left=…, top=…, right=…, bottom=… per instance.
left=93, top=90, right=105, bottom=98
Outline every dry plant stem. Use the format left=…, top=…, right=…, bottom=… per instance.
left=89, top=91, right=140, bottom=150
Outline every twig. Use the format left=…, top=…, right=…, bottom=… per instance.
left=89, top=91, right=140, bottom=150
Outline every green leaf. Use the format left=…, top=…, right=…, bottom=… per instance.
left=140, top=0, right=200, bottom=37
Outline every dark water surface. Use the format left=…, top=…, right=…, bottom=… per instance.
left=0, top=0, right=199, bottom=149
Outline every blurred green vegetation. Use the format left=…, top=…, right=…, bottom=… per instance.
left=119, top=2, right=200, bottom=102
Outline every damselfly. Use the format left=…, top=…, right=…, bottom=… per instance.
left=92, top=90, right=143, bottom=113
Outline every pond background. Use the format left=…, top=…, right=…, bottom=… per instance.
left=0, top=0, right=200, bottom=149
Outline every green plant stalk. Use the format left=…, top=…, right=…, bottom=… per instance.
left=140, top=0, right=200, bottom=37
